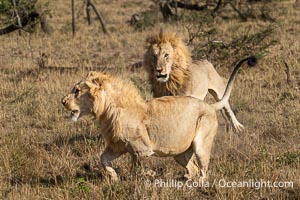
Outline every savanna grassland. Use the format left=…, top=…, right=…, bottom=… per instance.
left=0, top=0, right=299, bottom=199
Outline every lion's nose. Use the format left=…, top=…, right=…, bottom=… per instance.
left=156, top=68, right=163, bottom=73
left=61, top=97, right=67, bottom=105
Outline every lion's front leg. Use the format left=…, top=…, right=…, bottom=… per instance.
left=100, top=147, right=124, bottom=181
left=131, top=154, right=142, bottom=172
left=125, top=127, right=155, bottom=158
left=131, top=154, right=156, bottom=177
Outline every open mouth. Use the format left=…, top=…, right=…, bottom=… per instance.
left=156, top=74, right=169, bottom=82
left=70, top=110, right=79, bottom=122
left=156, top=74, right=168, bottom=79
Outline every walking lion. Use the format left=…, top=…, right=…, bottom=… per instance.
left=144, top=31, right=244, bottom=132
left=62, top=57, right=256, bottom=180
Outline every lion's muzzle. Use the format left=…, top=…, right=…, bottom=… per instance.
left=156, top=74, right=167, bottom=78
left=70, top=110, right=79, bottom=122
left=61, top=95, right=70, bottom=107
left=156, top=73, right=169, bottom=82
left=61, top=95, right=80, bottom=122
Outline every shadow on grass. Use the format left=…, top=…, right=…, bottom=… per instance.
left=9, top=165, right=104, bottom=187
left=7, top=133, right=105, bottom=187
left=41, top=133, right=103, bottom=150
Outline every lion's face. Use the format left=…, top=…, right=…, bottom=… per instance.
left=147, top=42, right=174, bottom=82
left=61, top=80, right=102, bottom=122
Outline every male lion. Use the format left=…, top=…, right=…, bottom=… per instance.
left=144, top=31, right=244, bottom=132
left=61, top=57, right=256, bottom=180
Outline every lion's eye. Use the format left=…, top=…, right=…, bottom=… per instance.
left=74, top=89, right=80, bottom=97
left=164, top=54, right=169, bottom=59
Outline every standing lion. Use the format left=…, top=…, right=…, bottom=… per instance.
left=144, top=31, right=244, bottom=132
left=62, top=57, right=256, bottom=180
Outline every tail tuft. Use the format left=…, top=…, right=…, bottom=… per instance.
left=247, top=56, right=257, bottom=67
left=211, top=55, right=257, bottom=111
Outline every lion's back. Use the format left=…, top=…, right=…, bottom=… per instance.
left=146, top=96, right=211, bottom=122
left=145, top=96, right=216, bottom=155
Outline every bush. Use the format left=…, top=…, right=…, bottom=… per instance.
left=0, top=0, right=50, bottom=34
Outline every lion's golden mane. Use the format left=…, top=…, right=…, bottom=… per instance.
left=62, top=71, right=222, bottom=180
left=87, top=72, right=147, bottom=145
left=143, top=31, right=246, bottom=132
left=144, top=32, right=192, bottom=97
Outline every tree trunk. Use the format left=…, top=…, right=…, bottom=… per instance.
left=88, top=0, right=108, bottom=34
left=86, top=0, right=92, bottom=25
left=12, top=0, right=23, bottom=35
left=72, top=0, right=76, bottom=36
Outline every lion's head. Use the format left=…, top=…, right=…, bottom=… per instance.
left=144, top=39, right=174, bottom=82
left=144, top=31, right=192, bottom=96
left=62, top=71, right=147, bottom=123
left=61, top=72, right=108, bottom=122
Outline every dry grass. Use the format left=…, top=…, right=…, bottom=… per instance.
left=0, top=0, right=299, bottom=199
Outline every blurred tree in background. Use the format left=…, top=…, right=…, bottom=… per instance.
left=0, top=0, right=50, bottom=35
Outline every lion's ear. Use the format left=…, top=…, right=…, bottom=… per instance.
left=85, top=80, right=99, bottom=89
left=86, top=73, right=110, bottom=88
left=87, top=71, right=98, bottom=78
left=85, top=80, right=101, bottom=97
left=87, top=71, right=109, bottom=85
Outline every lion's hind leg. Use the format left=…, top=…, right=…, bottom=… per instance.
left=174, top=147, right=199, bottom=179
left=208, top=78, right=244, bottom=132
left=101, top=147, right=125, bottom=181
left=192, top=112, right=218, bottom=179
left=223, top=103, right=244, bottom=132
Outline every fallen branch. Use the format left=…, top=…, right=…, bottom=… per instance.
left=169, top=1, right=208, bottom=11
left=40, top=65, right=114, bottom=72
left=0, top=11, right=40, bottom=35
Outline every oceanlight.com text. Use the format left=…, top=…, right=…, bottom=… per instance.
left=145, top=179, right=293, bottom=189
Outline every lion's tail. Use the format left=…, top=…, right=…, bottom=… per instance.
left=211, top=56, right=257, bottom=111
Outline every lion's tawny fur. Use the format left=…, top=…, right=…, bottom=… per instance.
left=144, top=32, right=192, bottom=97
left=144, top=31, right=245, bottom=132
left=87, top=72, right=147, bottom=144
left=62, top=71, right=219, bottom=180
left=61, top=55, right=255, bottom=181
